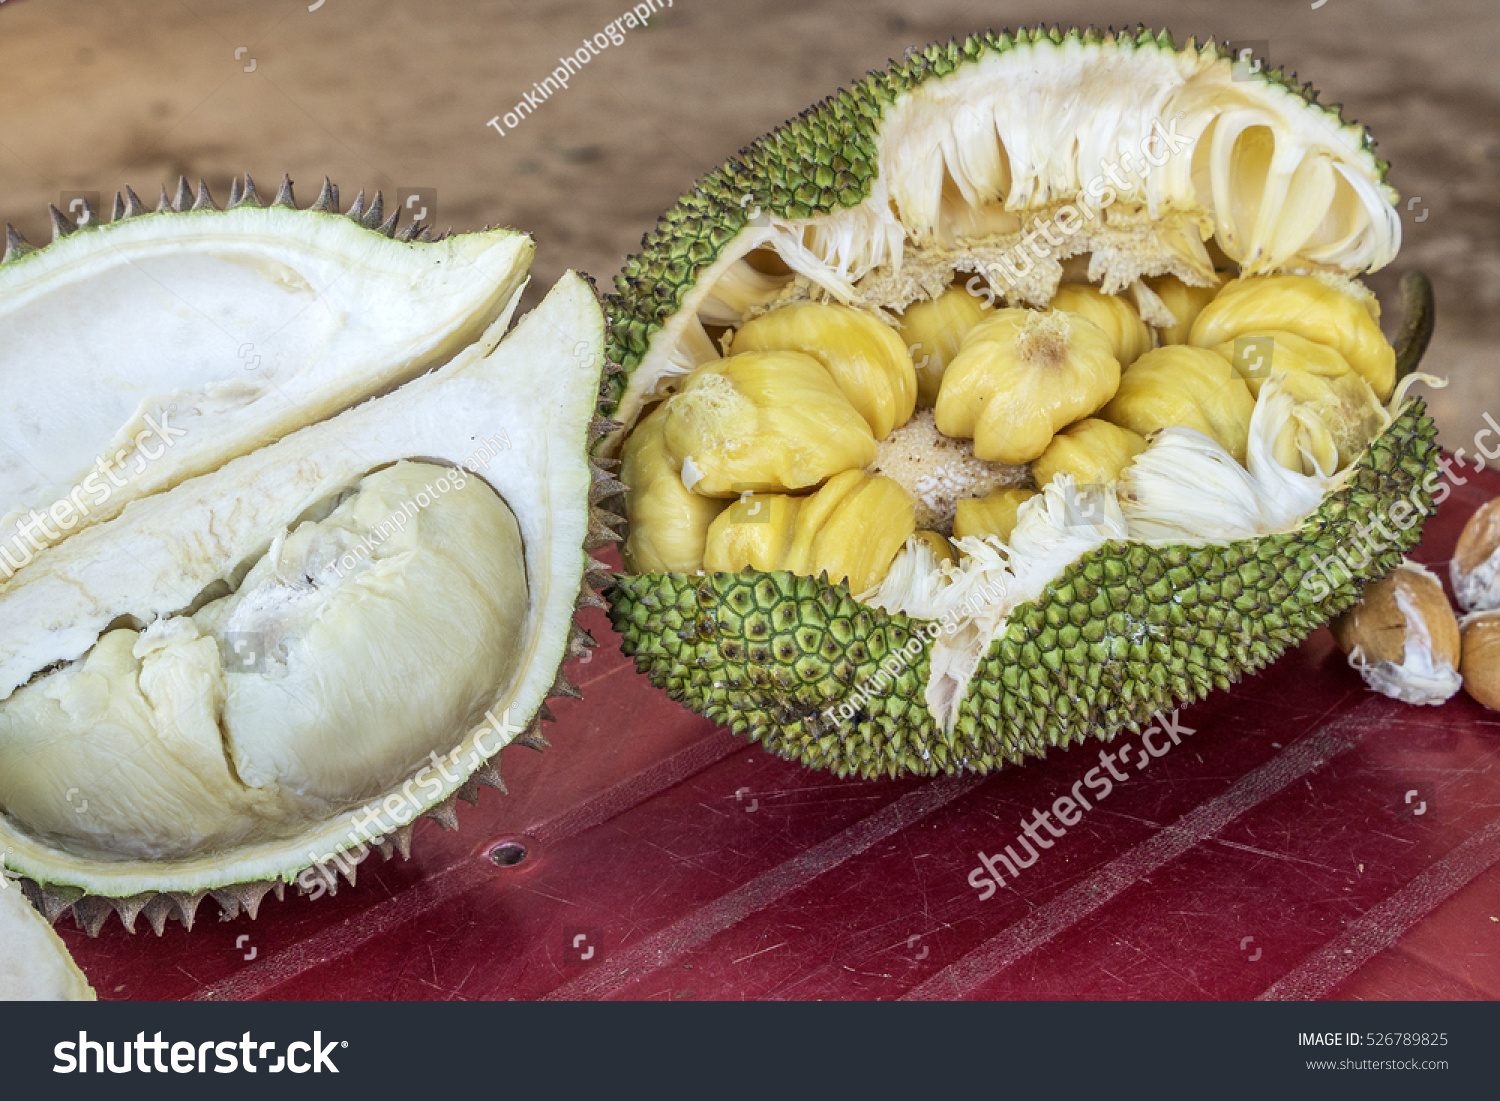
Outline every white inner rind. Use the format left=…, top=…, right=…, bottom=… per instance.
left=0, top=273, right=604, bottom=896
left=0, top=209, right=534, bottom=560
left=611, top=38, right=1400, bottom=442
left=0, top=884, right=94, bottom=1000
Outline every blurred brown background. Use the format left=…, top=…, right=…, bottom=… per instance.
left=2, top=0, right=1496, bottom=451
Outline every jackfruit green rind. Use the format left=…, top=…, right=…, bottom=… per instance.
left=608, top=399, right=1437, bottom=779
left=603, top=26, right=1392, bottom=413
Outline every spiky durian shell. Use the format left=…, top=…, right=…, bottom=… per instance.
left=0, top=176, right=626, bottom=935
left=602, top=28, right=1441, bottom=779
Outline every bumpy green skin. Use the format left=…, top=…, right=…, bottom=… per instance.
left=610, top=401, right=1438, bottom=779
left=603, top=25, right=1388, bottom=413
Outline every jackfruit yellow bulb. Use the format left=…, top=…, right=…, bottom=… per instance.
left=621, top=404, right=728, bottom=573
left=1145, top=273, right=1223, bottom=344
left=1188, top=274, right=1396, bottom=400
left=952, top=486, right=1038, bottom=542
left=703, top=471, right=915, bottom=594
left=935, top=309, right=1121, bottom=464
left=894, top=285, right=993, bottom=405
left=1048, top=283, right=1153, bottom=366
left=1032, top=418, right=1148, bottom=487
left=701, top=492, right=804, bottom=575
left=1212, top=330, right=1387, bottom=471
left=730, top=301, right=917, bottom=439
left=662, top=350, right=877, bottom=496
left=1101, top=345, right=1256, bottom=464
left=1211, top=328, right=1353, bottom=396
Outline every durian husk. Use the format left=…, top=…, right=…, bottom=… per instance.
left=0, top=179, right=626, bottom=934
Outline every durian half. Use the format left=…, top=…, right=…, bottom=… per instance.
left=0, top=178, right=617, bottom=932
left=603, top=29, right=1441, bottom=779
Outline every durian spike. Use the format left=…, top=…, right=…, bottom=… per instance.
left=3, top=222, right=34, bottom=262
left=378, top=208, right=400, bottom=238
left=473, top=761, right=508, bottom=794
left=588, top=463, right=627, bottom=501
left=346, top=189, right=366, bottom=222
left=70, top=896, right=113, bottom=937
left=47, top=205, right=77, bottom=241
left=240, top=172, right=263, bottom=208
left=392, top=825, right=414, bottom=860
left=584, top=507, right=623, bottom=551
left=111, top=193, right=126, bottom=221
left=141, top=894, right=175, bottom=936
left=310, top=176, right=339, bottom=213
left=272, top=174, right=296, bottom=208
left=588, top=415, right=625, bottom=441
left=364, top=191, right=385, bottom=230
left=156, top=185, right=172, bottom=213
left=396, top=220, right=425, bottom=242
left=568, top=622, right=599, bottom=659
left=227, top=177, right=243, bottom=207
left=27, top=882, right=77, bottom=924
left=108, top=894, right=151, bottom=934
left=170, top=890, right=207, bottom=931
left=424, top=796, right=460, bottom=831
left=172, top=176, right=193, bottom=213
left=455, top=778, right=482, bottom=806
left=191, top=180, right=217, bottom=211
left=514, top=716, right=550, bottom=752
left=123, top=186, right=148, bottom=218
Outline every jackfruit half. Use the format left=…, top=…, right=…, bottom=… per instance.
left=0, top=177, right=616, bottom=933
left=601, top=29, right=1441, bottom=780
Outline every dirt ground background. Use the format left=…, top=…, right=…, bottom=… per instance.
left=1, top=0, right=1496, bottom=450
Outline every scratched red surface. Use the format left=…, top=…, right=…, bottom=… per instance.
left=55, top=459, right=1500, bottom=1001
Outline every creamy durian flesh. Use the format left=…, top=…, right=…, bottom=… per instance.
left=604, top=29, right=1441, bottom=779
left=0, top=179, right=615, bottom=931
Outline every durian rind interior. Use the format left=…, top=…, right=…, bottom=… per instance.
left=0, top=205, right=534, bottom=561
left=0, top=257, right=606, bottom=901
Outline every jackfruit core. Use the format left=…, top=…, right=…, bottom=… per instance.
left=0, top=462, right=528, bottom=861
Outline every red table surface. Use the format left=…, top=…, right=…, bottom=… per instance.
left=52, top=460, right=1500, bottom=1001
